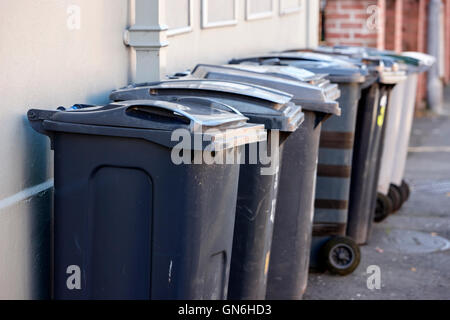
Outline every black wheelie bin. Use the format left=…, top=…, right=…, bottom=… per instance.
left=185, top=64, right=341, bottom=299
left=27, top=98, right=266, bottom=300
left=110, top=79, right=306, bottom=300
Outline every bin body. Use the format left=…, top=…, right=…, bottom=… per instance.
left=53, top=134, right=240, bottom=300
left=391, top=73, right=419, bottom=187
left=266, top=110, right=322, bottom=299
left=311, top=81, right=362, bottom=267
left=358, top=50, right=434, bottom=207
left=389, top=52, right=434, bottom=189
left=229, top=133, right=284, bottom=300
left=346, top=83, right=390, bottom=244
left=28, top=99, right=265, bottom=300
left=378, top=80, right=407, bottom=194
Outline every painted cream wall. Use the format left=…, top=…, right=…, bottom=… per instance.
left=0, top=0, right=132, bottom=299
left=164, top=0, right=320, bottom=75
left=0, top=0, right=319, bottom=299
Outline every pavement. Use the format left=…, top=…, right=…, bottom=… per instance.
left=303, top=88, right=450, bottom=300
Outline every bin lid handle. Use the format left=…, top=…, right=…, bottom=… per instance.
left=116, top=100, right=248, bottom=129
left=174, top=96, right=245, bottom=117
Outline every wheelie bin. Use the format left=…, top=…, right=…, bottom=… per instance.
left=186, top=64, right=341, bottom=299
left=110, top=79, right=307, bottom=300
left=230, top=53, right=368, bottom=275
left=369, top=51, right=435, bottom=216
left=290, top=47, right=407, bottom=244
left=27, top=98, right=266, bottom=300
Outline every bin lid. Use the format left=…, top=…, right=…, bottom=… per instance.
left=332, top=46, right=435, bottom=73
left=402, top=52, right=436, bottom=69
left=229, top=53, right=367, bottom=83
left=190, top=64, right=341, bottom=116
left=224, top=64, right=326, bottom=83
left=110, top=80, right=305, bottom=132
left=367, top=51, right=431, bottom=73
left=218, top=64, right=335, bottom=94
left=116, top=79, right=293, bottom=105
left=27, top=99, right=267, bottom=151
left=290, top=47, right=407, bottom=85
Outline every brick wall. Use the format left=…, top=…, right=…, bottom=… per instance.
left=324, top=0, right=449, bottom=111
left=402, top=0, right=420, bottom=51
left=384, top=0, right=396, bottom=50
left=324, top=0, right=379, bottom=47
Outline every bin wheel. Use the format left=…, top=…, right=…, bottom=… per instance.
left=400, top=180, right=411, bottom=202
left=321, top=236, right=361, bottom=276
left=375, top=192, right=393, bottom=222
left=388, top=184, right=403, bottom=212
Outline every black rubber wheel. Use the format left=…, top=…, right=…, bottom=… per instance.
left=375, top=192, right=393, bottom=222
left=388, top=184, right=403, bottom=212
left=321, top=236, right=361, bottom=276
left=400, top=180, right=411, bottom=202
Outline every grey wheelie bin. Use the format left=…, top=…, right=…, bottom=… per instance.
left=366, top=50, right=435, bottom=215
left=230, top=53, right=368, bottom=275
left=27, top=99, right=266, bottom=300
left=110, top=79, right=306, bottom=300
left=186, top=64, right=341, bottom=300
left=295, top=47, right=407, bottom=243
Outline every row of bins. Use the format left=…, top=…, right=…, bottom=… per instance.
left=27, top=46, right=434, bottom=300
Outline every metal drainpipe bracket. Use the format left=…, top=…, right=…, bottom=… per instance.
left=123, top=25, right=169, bottom=49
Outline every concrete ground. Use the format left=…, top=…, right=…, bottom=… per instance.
left=304, top=89, right=450, bottom=300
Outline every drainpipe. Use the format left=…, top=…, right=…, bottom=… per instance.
left=377, top=0, right=386, bottom=50
left=306, top=0, right=320, bottom=48
left=123, top=0, right=168, bottom=83
left=394, top=0, right=403, bottom=52
left=427, top=0, right=444, bottom=114
left=446, top=0, right=450, bottom=83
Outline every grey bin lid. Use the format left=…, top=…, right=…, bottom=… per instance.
left=110, top=79, right=305, bottom=133
left=224, top=64, right=326, bottom=83
left=217, top=64, right=337, bottom=98
left=27, top=99, right=267, bottom=151
left=303, top=47, right=407, bottom=84
left=330, top=46, right=435, bottom=74
left=230, top=53, right=367, bottom=84
left=120, top=79, right=293, bottom=104
left=190, top=64, right=341, bottom=116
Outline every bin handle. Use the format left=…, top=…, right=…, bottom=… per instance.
left=119, top=100, right=247, bottom=128
left=174, top=96, right=245, bottom=117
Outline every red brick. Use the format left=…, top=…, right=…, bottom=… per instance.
left=341, top=23, right=364, bottom=29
